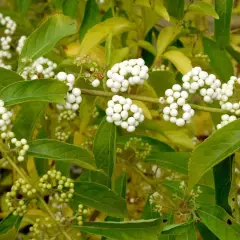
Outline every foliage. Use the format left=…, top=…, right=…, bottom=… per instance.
left=0, top=0, right=240, bottom=240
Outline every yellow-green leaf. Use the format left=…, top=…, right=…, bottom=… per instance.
left=188, top=2, right=219, bottom=19
left=79, top=17, right=136, bottom=57
left=156, top=26, right=181, bottom=57
left=154, top=0, right=170, bottom=21
left=138, top=40, right=157, bottom=56
left=163, top=50, right=192, bottom=74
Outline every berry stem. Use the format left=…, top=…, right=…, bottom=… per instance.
left=81, top=88, right=229, bottom=114
left=5, top=155, right=73, bottom=240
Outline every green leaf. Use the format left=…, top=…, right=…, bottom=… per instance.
left=215, top=0, right=234, bottom=48
left=138, top=40, right=157, bottom=56
left=213, top=155, right=233, bottom=215
left=0, top=79, right=67, bottom=106
left=28, top=139, right=96, bottom=171
left=0, top=214, right=22, bottom=235
left=148, top=71, right=175, bottom=97
left=13, top=102, right=47, bottom=139
left=145, top=152, right=190, bottom=175
left=19, top=14, right=77, bottom=70
left=162, top=222, right=194, bottom=236
left=188, top=119, right=240, bottom=190
left=195, top=185, right=215, bottom=206
left=115, top=173, right=127, bottom=199
left=0, top=67, right=24, bottom=90
left=226, top=45, right=240, bottom=63
left=175, top=224, right=197, bottom=240
left=62, top=0, right=79, bottom=18
left=156, top=26, right=181, bottom=57
left=75, top=219, right=163, bottom=240
left=78, top=17, right=136, bottom=56
left=79, top=0, right=101, bottom=40
left=164, top=0, right=184, bottom=20
left=34, top=127, right=49, bottom=176
left=80, top=170, right=110, bottom=186
left=188, top=2, right=219, bottom=19
left=93, top=119, right=116, bottom=185
left=15, top=0, right=31, bottom=15
left=197, top=205, right=240, bottom=240
left=203, top=37, right=233, bottom=82
left=163, top=50, right=192, bottom=74
left=196, top=222, right=218, bottom=240
left=73, top=182, right=128, bottom=218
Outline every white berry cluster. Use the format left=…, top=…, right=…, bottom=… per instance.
left=162, top=67, right=225, bottom=126
left=39, top=170, right=74, bottom=203
left=106, top=58, right=149, bottom=93
left=76, top=204, right=88, bottom=226
left=0, top=14, right=17, bottom=35
left=16, top=35, right=27, bottom=54
left=163, top=84, right=194, bottom=126
left=218, top=77, right=240, bottom=115
left=1, top=36, right=12, bottom=51
left=21, top=57, right=57, bottom=80
left=217, top=114, right=237, bottom=129
left=0, top=99, right=13, bottom=133
left=0, top=50, right=12, bottom=69
left=0, top=14, right=17, bottom=70
left=6, top=178, right=37, bottom=216
left=106, top=95, right=144, bottom=132
left=10, top=137, right=29, bottom=162
left=182, top=67, right=221, bottom=103
left=29, top=218, right=52, bottom=240
left=55, top=72, right=82, bottom=112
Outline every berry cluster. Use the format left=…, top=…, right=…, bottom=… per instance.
left=58, top=109, right=77, bottom=121
left=39, top=170, right=74, bottom=203
left=219, top=77, right=240, bottom=114
left=21, top=57, right=57, bottom=80
left=106, top=95, right=144, bottom=132
left=0, top=14, right=17, bottom=35
left=1, top=36, right=12, bottom=51
left=6, top=178, right=37, bottom=216
left=0, top=14, right=17, bottom=70
left=182, top=67, right=221, bottom=102
left=10, top=137, right=29, bottom=162
left=217, top=114, right=237, bottom=129
left=194, top=53, right=210, bottom=62
left=76, top=204, right=88, bottom=226
left=16, top=35, right=27, bottom=54
left=152, top=64, right=169, bottom=72
left=29, top=218, right=52, bottom=240
left=0, top=99, right=13, bottom=133
left=163, top=84, right=194, bottom=126
left=55, top=126, right=71, bottom=141
left=0, top=50, right=12, bottom=69
left=106, top=58, right=149, bottom=93
left=118, top=137, right=152, bottom=161
left=56, top=72, right=82, bottom=112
